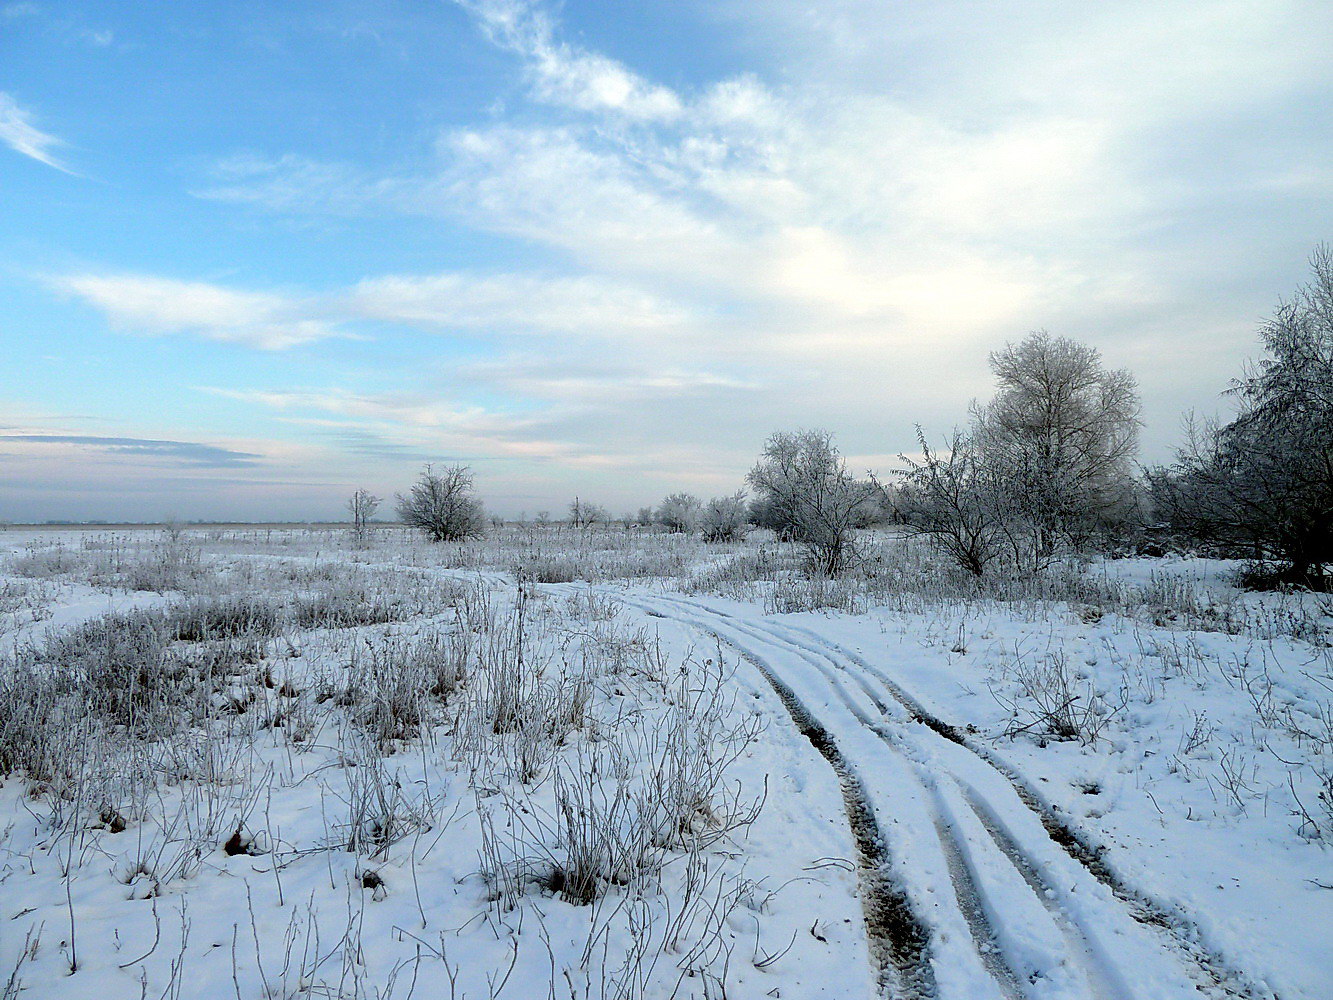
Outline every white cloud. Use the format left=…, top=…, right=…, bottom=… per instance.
left=54, top=274, right=335, bottom=350
left=179, top=0, right=1332, bottom=483
left=456, top=0, right=682, bottom=120
left=54, top=267, right=698, bottom=349
left=0, top=92, right=72, bottom=173
left=454, top=354, right=758, bottom=403
left=202, top=385, right=618, bottom=468
left=346, top=271, right=689, bottom=334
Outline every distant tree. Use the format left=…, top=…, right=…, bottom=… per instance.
left=975, top=331, right=1141, bottom=554
left=568, top=498, right=609, bottom=529
left=1150, top=246, right=1333, bottom=588
left=700, top=492, right=749, bottom=543
left=396, top=465, right=486, bottom=542
left=346, top=488, right=381, bottom=545
left=634, top=506, right=655, bottom=527
left=654, top=493, right=702, bottom=533
left=747, top=429, right=877, bottom=574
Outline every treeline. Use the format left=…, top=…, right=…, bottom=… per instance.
left=365, top=244, right=1332, bottom=592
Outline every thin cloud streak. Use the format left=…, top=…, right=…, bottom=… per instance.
left=0, top=92, right=73, bottom=173
left=1, top=434, right=263, bottom=468
left=53, top=269, right=697, bottom=347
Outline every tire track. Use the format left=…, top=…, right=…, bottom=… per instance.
left=619, top=589, right=1263, bottom=1000
left=647, top=598, right=1092, bottom=1000
left=725, top=610, right=1270, bottom=1000
left=631, top=595, right=1028, bottom=999
left=640, top=606, right=937, bottom=997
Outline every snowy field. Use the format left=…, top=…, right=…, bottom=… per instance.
left=0, top=525, right=1330, bottom=1000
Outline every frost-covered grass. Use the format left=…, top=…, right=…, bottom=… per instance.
left=1, top=524, right=1330, bottom=998
left=0, top=528, right=867, bottom=999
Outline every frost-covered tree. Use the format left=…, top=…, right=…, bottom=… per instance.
left=897, top=429, right=1021, bottom=576
left=700, top=492, right=749, bottom=543
left=568, top=498, right=610, bottom=529
left=346, top=488, right=381, bottom=545
left=654, top=493, right=701, bottom=533
left=747, top=429, right=877, bottom=574
left=976, top=331, right=1141, bottom=554
left=396, top=465, right=485, bottom=542
left=1150, top=246, right=1333, bottom=588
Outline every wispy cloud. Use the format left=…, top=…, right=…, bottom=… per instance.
left=344, top=271, right=690, bottom=334
left=456, top=0, right=682, bottom=120
left=53, top=267, right=696, bottom=348
left=455, top=354, right=759, bottom=404
left=201, top=385, right=617, bottom=468
left=0, top=92, right=73, bottom=173
left=53, top=273, right=339, bottom=349
left=0, top=434, right=262, bottom=468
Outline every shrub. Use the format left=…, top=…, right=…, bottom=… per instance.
left=397, top=465, right=486, bottom=542
left=747, top=429, right=878, bottom=575
left=700, top=492, right=749, bottom=543
left=293, top=590, right=406, bottom=629
left=168, top=596, right=281, bottom=642
left=654, top=493, right=701, bottom=533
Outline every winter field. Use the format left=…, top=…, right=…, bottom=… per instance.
left=0, top=524, right=1330, bottom=1000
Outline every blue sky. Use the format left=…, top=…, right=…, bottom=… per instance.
left=1, top=0, right=1331, bottom=521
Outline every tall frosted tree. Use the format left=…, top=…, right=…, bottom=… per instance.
left=975, top=331, right=1141, bottom=554
left=1151, top=246, right=1333, bottom=588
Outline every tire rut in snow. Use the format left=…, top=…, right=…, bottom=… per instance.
left=751, top=614, right=1272, bottom=1000
left=645, top=609, right=937, bottom=998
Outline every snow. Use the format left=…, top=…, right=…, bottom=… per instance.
left=0, top=527, right=1329, bottom=999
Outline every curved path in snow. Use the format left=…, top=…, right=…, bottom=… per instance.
left=581, top=585, right=1267, bottom=1000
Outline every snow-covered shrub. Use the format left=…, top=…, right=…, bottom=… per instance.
left=168, top=595, right=281, bottom=642
left=347, top=637, right=435, bottom=748
left=514, top=553, right=580, bottom=583
left=473, top=615, right=763, bottom=911
left=700, top=492, right=749, bottom=543
left=339, top=735, right=438, bottom=858
left=397, top=464, right=486, bottom=542
left=6, top=541, right=82, bottom=579
left=37, top=610, right=192, bottom=733
left=748, top=429, right=878, bottom=575
left=120, top=526, right=206, bottom=592
left=654, top=492, right=701, bottom=533
left=293, top=588, right=406, bottom=629
left=993, top=648, right=1126, bottom=745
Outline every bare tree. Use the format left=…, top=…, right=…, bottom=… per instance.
left=347, top=488, right=381, bottom=545
left=396, top=465, right=486, bottom=542
left=747, top=429, right=877, bottom=574
left=1150, top=245, right=1333, bottom=589
left=976, top=331, right=1141, bottom=554
left=654, top=493, right=701, bottom=533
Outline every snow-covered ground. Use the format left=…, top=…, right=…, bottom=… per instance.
left=0, top=527, right=1329, bottom=999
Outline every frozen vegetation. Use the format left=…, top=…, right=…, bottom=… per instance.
left=0, top=523, right=1329, bottom=999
